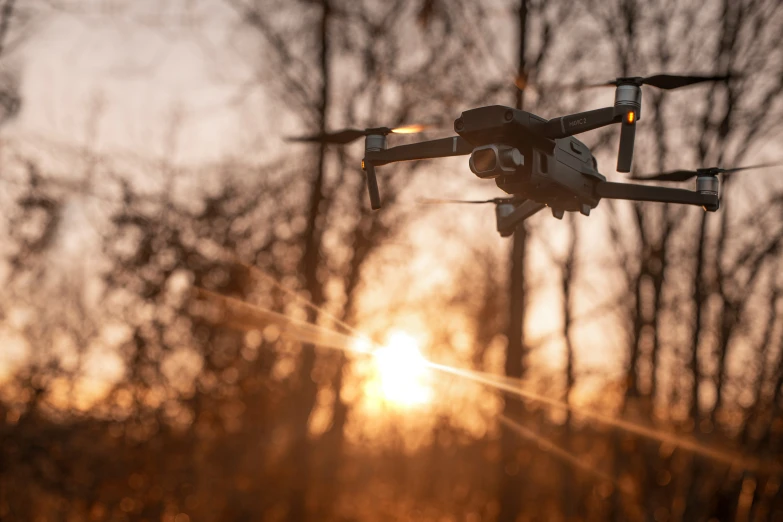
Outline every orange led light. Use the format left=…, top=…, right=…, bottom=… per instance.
left=361, top=160, right=365, bottom=169
left=626, top=111, right=636, bottom=124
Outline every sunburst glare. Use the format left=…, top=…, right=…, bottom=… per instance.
left=369, top=331, right=431, bottom=408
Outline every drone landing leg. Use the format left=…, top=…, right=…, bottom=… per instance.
left=496, top=200, right=547, bottom=237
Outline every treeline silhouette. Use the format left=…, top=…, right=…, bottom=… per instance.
left=2, top=0, right=783, bottom=521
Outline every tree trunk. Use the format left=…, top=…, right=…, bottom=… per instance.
left=288, top=2, right=331, bottom=521
left=498, top=220, right=528, bottom=522
left=498, top=3, right=531, bottom=518
left=561, top=216, right=577, bottom=520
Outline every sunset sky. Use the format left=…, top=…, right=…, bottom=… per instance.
left=2, top=0, right=774, bottom=424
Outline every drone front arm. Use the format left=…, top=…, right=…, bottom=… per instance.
left=538, top=107, right=621, bottom=140
left=595, top=182, right=719, bottom=211
left=361, top=136, right=474, bottom=210
left=365, top=136, right=474, bottom=166
left=542, top=105, right=639, bottom=172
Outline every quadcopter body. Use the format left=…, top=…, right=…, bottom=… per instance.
left=289, top=73, right=780, bottom=237
left=362, top=100, right=720, bottom=232
left=453, top=105, right=605, bottom=215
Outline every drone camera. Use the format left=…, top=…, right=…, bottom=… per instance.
left=469, top=145, right=524, bottom=179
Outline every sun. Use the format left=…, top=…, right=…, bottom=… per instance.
left=370, top=331, right=431, bottom=408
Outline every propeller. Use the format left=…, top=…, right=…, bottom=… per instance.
left=286, top=124, right=432, bottom=145
left=550, top=73, right=733, bottom=91
left=419, top=197, right=516, bottom=205
left=630, top=162, right=783, bottom=182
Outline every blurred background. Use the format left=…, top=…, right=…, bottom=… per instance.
left=1, top=1, right=783, bottom=521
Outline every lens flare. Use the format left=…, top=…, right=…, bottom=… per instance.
left=371, top=331, right=431, bottom=407
left=391, top=124, right=429, bottom=134
left=350, top=335, right=373, bottom=354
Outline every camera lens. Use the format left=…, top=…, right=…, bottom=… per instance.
left=472, top=148, right=497, bottom=172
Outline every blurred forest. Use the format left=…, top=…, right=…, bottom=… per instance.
left=2, top=0, right=783, bottom=521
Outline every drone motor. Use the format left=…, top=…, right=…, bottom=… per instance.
left=696, top=174, right=719, bottom=197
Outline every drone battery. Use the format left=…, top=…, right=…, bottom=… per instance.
left=454, top=105, right=553, bottom=151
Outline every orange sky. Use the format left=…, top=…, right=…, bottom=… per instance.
left=4, top=2, right=761, bottom=422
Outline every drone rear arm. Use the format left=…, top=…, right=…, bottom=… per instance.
left=496, top=200, right=547, bottom=236
left=595, top=181, right=719, bottom=210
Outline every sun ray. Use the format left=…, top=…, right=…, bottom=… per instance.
left=498, top=415, right=623, bottom=490
left=239, top=262, right=368, bottom=339
left=191, top=288, right=366, bottom=355
left=193, top=283, right=768, bottom=474
left=427, top=362, right=764, bottom=472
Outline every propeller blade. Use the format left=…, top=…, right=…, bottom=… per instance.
left=552, top=73, right=731, bottom=92
left=286, top=128, right=367, bottom=144
left=642, top=73, right=732, bottom=90
left=538, top=80, right=615, bottom=91
left=573, top=80, right=617, bottom=90
left=419, top=198, right=507, bottom=205
left=510, top=70, right=614, bottom=94
left=287, top=123, right=432, bottom=144
left=721, top=161, right=783, bottom=174
left=630, top=170, right=699, bottom=182
left=632, top=161, right=782, bottom=182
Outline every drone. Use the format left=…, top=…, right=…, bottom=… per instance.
left=290, top=73, right=781, bottom=237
